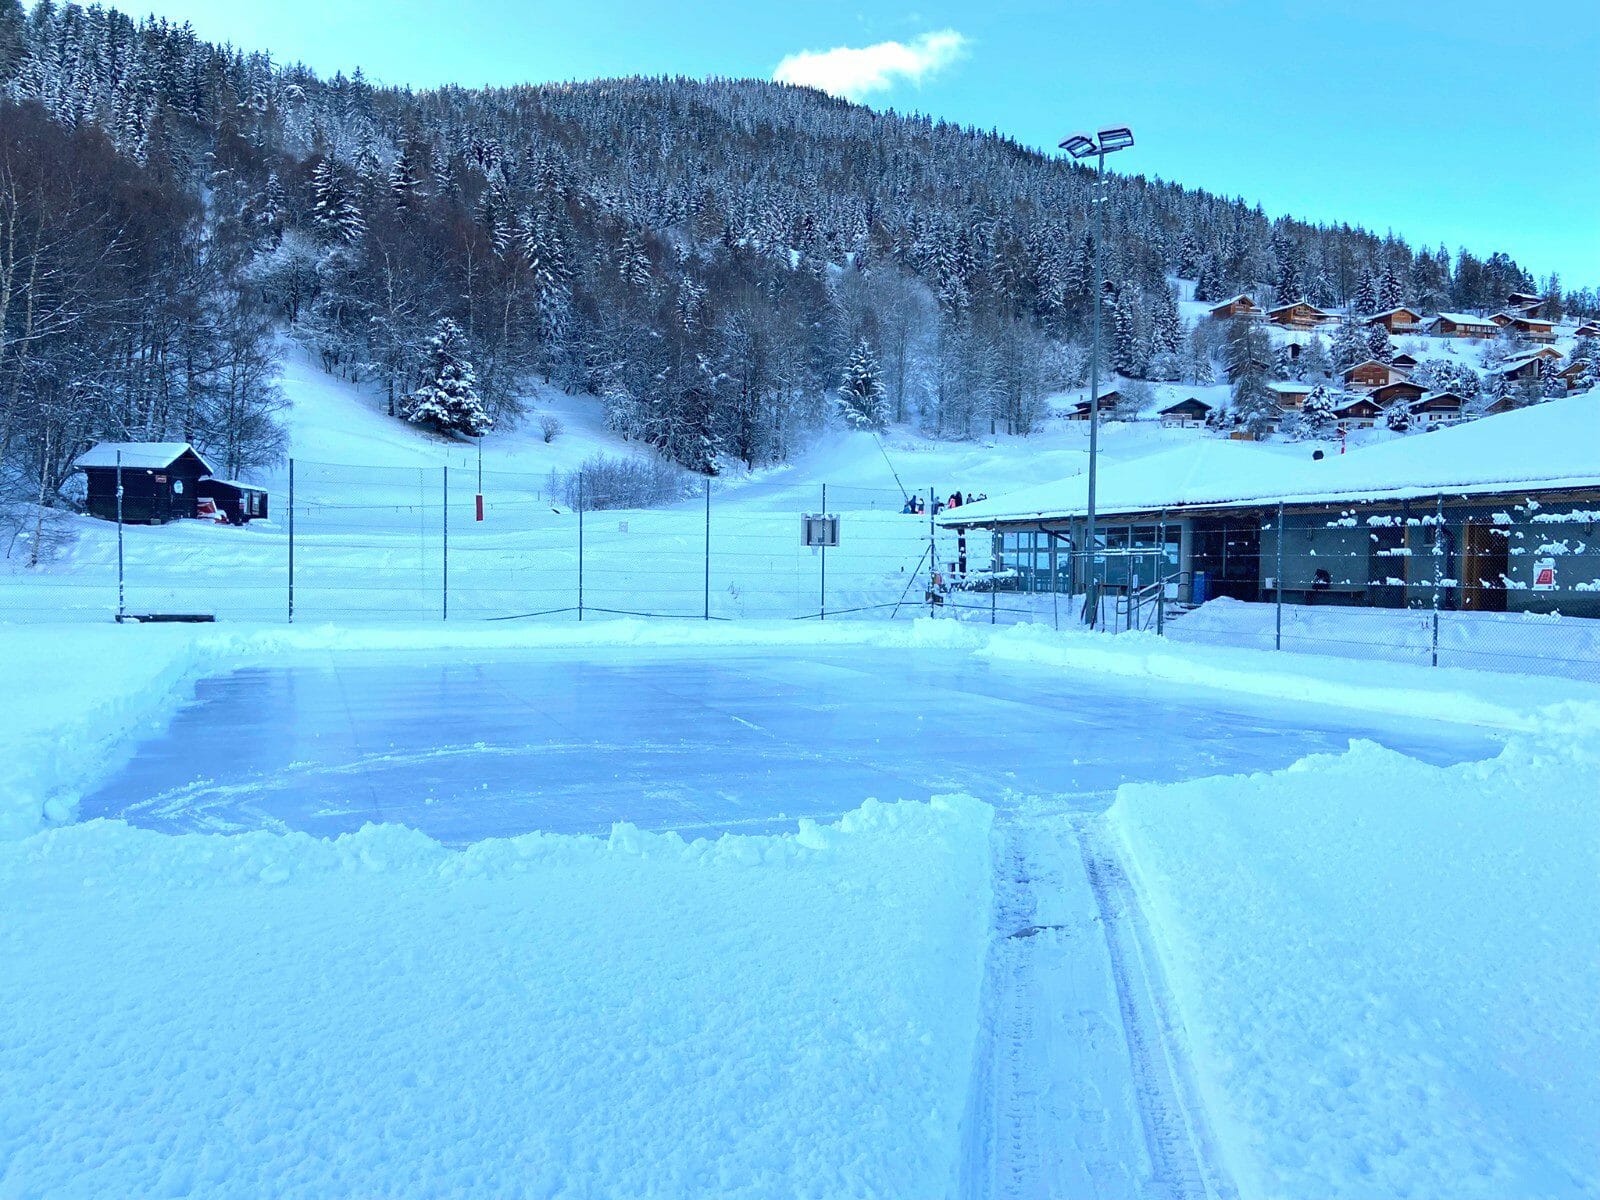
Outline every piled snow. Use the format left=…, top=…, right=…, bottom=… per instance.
left=0, top=795, right=993, bottom=1198
left=1108, top=716, right=1600, bottom=1198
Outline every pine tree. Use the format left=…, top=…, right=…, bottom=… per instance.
left=1365, top=323, right=1393, bottom=363
left=401, top=318, right=491, bottom=436
left=1352, top=268, right=1378, bottom=316
left=1299, top=333, right=1332, bottom=381
left=1385, top=402, right=1412, bottom=432
left=1539, top=357, right=1565, bottom=398
left=388, top=145, right=421, bottom=208
left=836, top=339, right=887, bottom=430
left=1331, top=316, right=1369, bottom=373
left=310, top=158, right=364, bottom=244
left=1225, top=318, right=1279, bottom=437
left=1302, top=384, right=1337, bottom=435
left=1377, top=264, right=1405, bottom=312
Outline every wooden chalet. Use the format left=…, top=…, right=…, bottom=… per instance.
left=1409, top=391, right=1468, bottom=424
left=1158, top=397, right=1213, bottom=427
left=1557, top=360, right=1590, bottom=391
left=1492, top=353, right=1552, bottom=384
left=1365, top=307, right=1423, bottom=335
left=1428, top=312, right=1498, bottom=339
left=1067, top=392, right=1122, bottom=420
left=1492, top=312, right=1558, bottom=343
left=74, top=443, right=216, bottom=525
left=1207, top=294, right=1260, bottom=320
left=1506, top=292, right=1544, bottom=314
left=1478, top=395, right=1520, bottom=417
left=1266, top=381, right=1315, bottom=409
left=1341, top=358, right=1406, bottom=391
left=1369, top=379, right=1428, bottom=408
left=1265, top=300, right=1334, bottom=330
left=1390, top=352, right=1420, bottom=371
left=1574, top=321, right=1600, bottom=339
left=1332, top=395, right=1384, bottom=427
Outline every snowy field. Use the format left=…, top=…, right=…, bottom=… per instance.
left=5, top=617, right=1599, bottom=1197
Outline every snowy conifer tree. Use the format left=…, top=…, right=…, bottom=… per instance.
left=1385, top=402, right=1412, bottom=432
left=1365, top=322, right=1393, bottom=363
left=836, top=340, right=887, bottom=430
left=1331, top=316, right=1370, bottom=373
left=1352, top=268, right=1378, bottom=315
left=1302, top=384, right=1337, bottom=435
left=310, top=158, right=365, bottom=245
left=1299, top=333, right=1332, bottom=381
left=401, top=318, right=492, bottom=436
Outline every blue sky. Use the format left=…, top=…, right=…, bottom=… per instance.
left=139, top=0, right=1600, bottom=285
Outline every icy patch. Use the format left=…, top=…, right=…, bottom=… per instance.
left=0, top=796, right=993, bottom=1198
left=1107, top=712, right=1600, bottom=1198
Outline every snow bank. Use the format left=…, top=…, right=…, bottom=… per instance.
left=1107, top=714, right=1600, bottom=1198
left=0, top=795, right=994, bottom=1199
left=5, top=617, right=1589, bottom=838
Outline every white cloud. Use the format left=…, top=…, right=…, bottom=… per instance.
left=773, top=30, right=968, bottom=101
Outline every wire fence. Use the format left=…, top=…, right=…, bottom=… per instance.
left=3, top=462, right=1598, bottom=683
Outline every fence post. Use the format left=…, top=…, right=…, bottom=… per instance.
left=1432, top=492, right=1443, bottom=667
left=115, top=451, right=125, bottom=620
left=287, top=458, right=295, bottom=623
left=585, top=467, right=592, bottom=620
left=1275, top=501, right=1284, bottom=652
left=703, top=476, right=711, bottom=621
left=442, top=465, right=449, bottom=621
left=819, top=483, right=827, bottom=621
left=1050, top=532, right=1059, bottom=631
left=927, top=488, right=936, bottom=618
left=990, top=528, right=999, bottom=625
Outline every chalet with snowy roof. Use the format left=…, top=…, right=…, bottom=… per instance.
left=72, top=442, right=266, bottom=525
left=1158, top=397, right=1213, bottom=427
left=1207, top=295, right=1259, bottom=320
left=1492, top=312, right=1558, bottom=343
left=1265, top=300, right=1335, bottom=330
left=1557, top=360, right=1590, bottom=391
left=1266, top=381, right=1315, bottom=409
left=1506, top=292, right=1544, bottom=314
left=1574, top=321, right=1600, bottom=339
left=1408, top=391, right=1468, bottom=424
left=1342, top=359, right=1407, bottom=391
left=1364, top=307, right=1423, bottom=335
left=936, top=393, right=1600, bottom=618
left=1066, top=393, right=1121, bottom=420
left=1368, top=379, right=1428, bottom=408
left=1332, top=395, right=1385, bottom=427
left=1491, top=353, right=1554, bottom=384
left=1390, top=352, right=1420, bottom=371
left=1428, top=313, right=1498, bottom=339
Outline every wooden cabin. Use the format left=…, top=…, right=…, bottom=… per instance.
left=1341, top=358, right=1405, bottom=391
left=1492, top=354, right=1551, bottom=384
left=1390, top=352, right=1420, bottom=371
left=1491, top=313, right=1558, bottom=343
left=1207, top=294, right=1259, bottom=320
left=1574, top=321, right=1600, bottom=339
left=73, top=443, right=216, bottom=524
left=1365, top=307, right=1423, bottom=334
left=1506, top=292, right=1544, bottom=314
left=1158, top=397, right=1213, bottom=427
left=1332, top=395, right=1384, bottom=427
left=1409, top=391, right=1468, bottom=424
left=1557, top=360, right=1590, bottom=391
left=195, top=478, right=270, bottom=524
left=1267, top=381, right=1315, bottom=409
left=1265, top=300, right=1334, bottom=330
left=1369, top=379, right=1428, bottom=408
left=1428, top=313, right=1498, bottom=339
left=1067, top=392, right=1121, bottom=420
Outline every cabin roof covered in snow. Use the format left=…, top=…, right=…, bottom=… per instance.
left=1365, top=306, right=1421, bottom=319
left=73, top=442, right=216, bottom=474
left=1431, top=312, right=1496, bottom=325
left=938, top=391, right=1600, bottom=525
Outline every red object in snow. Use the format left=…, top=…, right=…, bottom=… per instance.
left=475, top=494, right=484, bottom=522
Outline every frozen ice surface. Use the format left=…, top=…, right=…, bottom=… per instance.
left=79, top=646, right=1501, bottom=842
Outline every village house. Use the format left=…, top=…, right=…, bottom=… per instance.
left=1067, top=392, right=1122, bottom=420
left=1265, top=300, right=1335, bottom=330
left=1267, top=381, right=1316, bottom=409
left=1492, top=312, right=1558, bottom=343
left=1428, top=312, right=1498, bottom=339
left=1491, top=353, right=1555, bottom=385
left=1574, top=321, right=1600, bottom=339
left=1506, top=292, right=1544, bottom=314
left=72, top=442, right=269, bottom=525
left=1207, top=294, right=1260, bottom=320
left=1364, top=307, right=1423, bottom=335
left=1368, top=379, right=1428, bottom=409
left=1390, top=352, right=1420, bottom=372
left=1341, top=358, right=1407, bottom=391
left=936, top=393, right=1600, bottom=619
left=1557, top=360, right=1590, bottom=392
left=1158, top=397, right=1213, bottom=427
left=1409, top=391, right=1469, bottom=425
left=1332, top=395, right=1385, bottom=428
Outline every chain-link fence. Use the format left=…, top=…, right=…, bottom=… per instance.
left=4, top=465, right=1598, bottom=682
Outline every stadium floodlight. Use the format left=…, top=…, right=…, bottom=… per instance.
left=1057, top=123, right=1136, bottom=629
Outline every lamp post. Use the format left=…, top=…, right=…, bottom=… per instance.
left=1059, top=125, right=1134, bottom=628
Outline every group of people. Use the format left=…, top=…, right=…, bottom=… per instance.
left=901, top=489, right=988, bottom=516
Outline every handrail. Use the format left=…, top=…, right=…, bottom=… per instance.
left=1114, top=569, right=1192, bottom=633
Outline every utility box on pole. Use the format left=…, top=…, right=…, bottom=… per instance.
left=802, top=514, right=840, bottom=548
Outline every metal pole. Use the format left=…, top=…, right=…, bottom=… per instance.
left=703, top=476, right=711, bottom=621
left=115, top=451, right=125, bottom=620
left=819, top=483, right=827, bottom=621
left=1432, top=492, right=1443, bottom=667
left=442, top=465, right=449, bottom=620
left=1050, top=531, right=1059, bottom=631
left=990, top=529, right=999, bottom=625
left=576, top=471, right=584, bottom=622
left=928, top=488, right=936, bottom=618
left=1084, top=147, right=1106, bottom=629
left=1275, top=502, right=1284, bottom=651
left=287, top=458, right=295, bottom=623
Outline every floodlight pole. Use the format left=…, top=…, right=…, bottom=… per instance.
left=1085, top=144, right=1106, bottom=629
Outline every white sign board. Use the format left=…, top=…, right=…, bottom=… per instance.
left=1532, top=558, right=1557, bottom=591
left=802, top=514, right=840, bottom=548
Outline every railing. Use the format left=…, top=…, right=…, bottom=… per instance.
left=1114, top=570, right=1191, bottom=634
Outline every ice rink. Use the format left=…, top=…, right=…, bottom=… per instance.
left=82, top=645, right=1500, bottom=842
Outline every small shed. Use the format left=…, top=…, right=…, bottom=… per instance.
left=195, top=478, right=270, bottom=524
left=74, top=442, right=216, bottom=524
left=1159, top=397, right=1213, bottom=426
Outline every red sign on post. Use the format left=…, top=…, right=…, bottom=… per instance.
left=475, top=494, right=484, bottom=522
